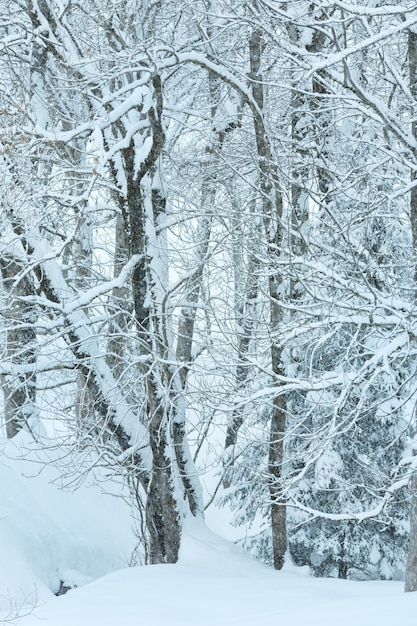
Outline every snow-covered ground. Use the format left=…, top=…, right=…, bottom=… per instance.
left=1, top=435, right=417, bottom=626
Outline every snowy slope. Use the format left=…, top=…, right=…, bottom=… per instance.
left=0, top=436, right=417, bottom=626
left=16, top=519, right=417, bottom=626
left=0, top=433, right=135, bottom=616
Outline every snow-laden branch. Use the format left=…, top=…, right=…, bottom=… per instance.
left=161, top=51, right=268, bottom=144
left=286, top=474, right=410, bottom=522
left=331, top=2, right=415, bottom=17
left=231, top=326, right=411, bottom=411
left=0, top=358, right=74, bottom=376
left=307, top=13, right=417, bottom=78
left=24, top=231, right=151, bottom=475
left=62, top=255, right=141, bottom=313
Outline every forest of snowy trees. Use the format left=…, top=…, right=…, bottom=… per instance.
left=3, top=0, right=417, bottom=591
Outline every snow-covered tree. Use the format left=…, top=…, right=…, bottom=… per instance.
left=3, top=0, right=417, bottom=586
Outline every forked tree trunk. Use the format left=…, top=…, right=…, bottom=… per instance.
left=123, top=73, right=203, bottom=562
left=127, top=174, right=184, bottom=563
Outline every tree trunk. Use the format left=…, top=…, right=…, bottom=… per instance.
left=146, top=374, right=182, bottom=564
left=0, top=256, right=37, bottom=438
left=106, top=210, right=135, bottom=410
left=223, top=241, right=259, bottom=454
left=405, top=27, right=417, bottom=592
left=248, top=25, right=287, bottom=569
left=406, top=458, right=417, bottom=591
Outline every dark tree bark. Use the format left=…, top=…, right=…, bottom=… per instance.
left=248, top=25, right=287, bottom=570
left=405, top=28, right=417, bottom=593
left=406, top=456, right=417, bottom=592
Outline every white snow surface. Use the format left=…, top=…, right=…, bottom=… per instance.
left=0, top=436, right=416, bottom=626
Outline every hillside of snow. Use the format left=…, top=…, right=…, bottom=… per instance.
left=1, top=435, right=417, bottom=626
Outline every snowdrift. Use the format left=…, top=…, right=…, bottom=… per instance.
left=0, top=436, right=416, bottom=626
